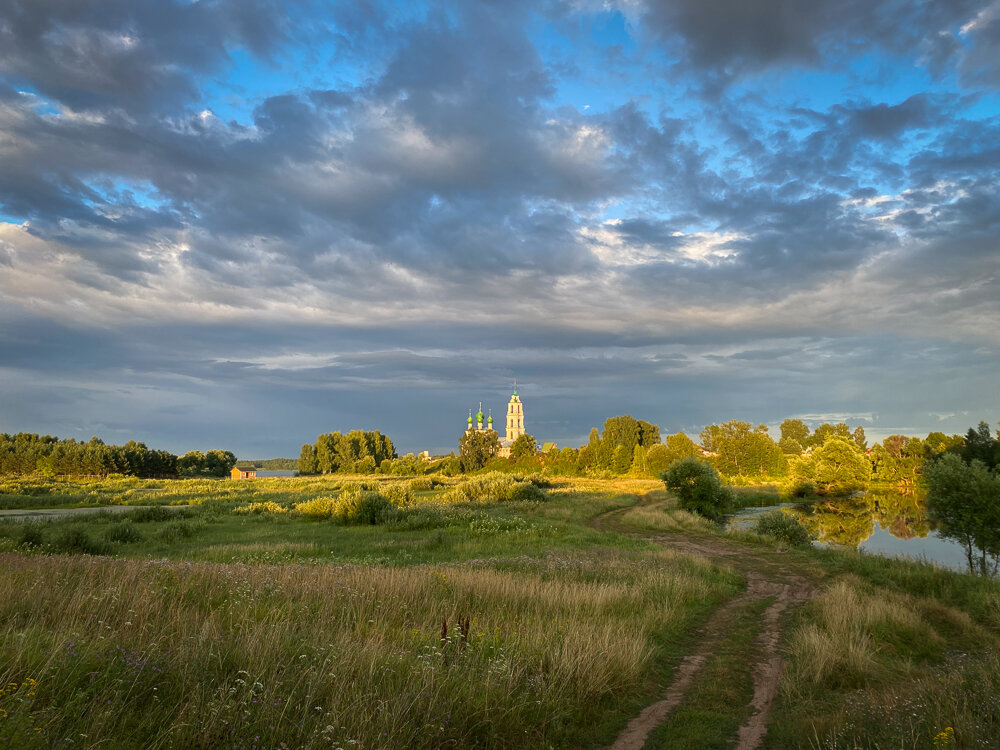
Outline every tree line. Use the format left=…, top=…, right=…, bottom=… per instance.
left=297, top=430, right=397, bottom=475
left=0, top=433, right=238, bottom=478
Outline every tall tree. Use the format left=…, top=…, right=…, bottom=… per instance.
left=458, top=429, right=500, bottom=472
left=780, top=419, right=810, bottom=446
left=924, top=453, right=1000, bottom=576
left=510, top=433, right=537, bottom=460
left=298, top=443, right=319, bottom=475
left=794, top=436, right=870, bottom=494
left=963, top=420, right=998, bottom=468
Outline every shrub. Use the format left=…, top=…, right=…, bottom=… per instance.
left=124, top=506, right=178, bottom=523
left=752, top=510, right=813, bottom=547
left=295, top=496, right=338, bottom=518
left=157, top=521, right=196, bottom=543
left=296, top=489, right=395, bottom=525
left=233, top=501, right=288, bottom=515
left=54, top=528, right=105, bottom=555
left=517, top=472, right=553, bottom=488
left=381, top=483, right=415, bottom=508
left=408, top=477, right=440, bottom=491
left=789, top=480, right=816, bottom=498
left=446, top=472, right=546, bottom=504
left=106, top=521, right=144, bottom=544
left=18, top=524, right=45, bottom=549
left=661, top=457, right=733, bottom=522
left=331, top=489, right=394, bottom=525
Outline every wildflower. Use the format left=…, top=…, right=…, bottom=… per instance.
left=933, top=727, right=955, bottom=747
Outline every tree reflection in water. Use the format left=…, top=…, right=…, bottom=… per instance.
left=794, top=488, right=930, bottom=548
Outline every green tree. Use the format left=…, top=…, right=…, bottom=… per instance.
left=204, top=449, right=237, bottom=477
left=869, top=443, right=898, bottom=483
left=629, top=444, right=647, bottom=476
left=458, top=430, right=500, bottom=472
left=924, top=453, right=1000, bottom=576
left=778, top=436, right=803, bottom=455
left=661, top=457, right=733, bottom=522
left=807, top=422, right=851, bottom=448
left=852, top=426, right=867, bottom=451
left=962, top=420, right=998, bottom=469
left=599, top=415, right=661, bottom=475
left=178, top=451, right=205, bottom=476
left=645, top=444, right=672, bottom=477
left=780, top=419, right=810, bottom=446
left=664, top=432, right=698, bottom=463
left=796, top=436, right=870, bottom=495
left=298, top=444, right=318, bottom=475
left=700, top=420, right=786, bottom=478
left=510, top=434, right=537, bottom=460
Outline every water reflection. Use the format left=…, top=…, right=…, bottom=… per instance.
left=734, top=489, right=980, bottom=575
left=797, top=488, right=930, bottom=547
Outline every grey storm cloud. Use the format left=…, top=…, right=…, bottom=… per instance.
left=639, top=0, right=995, bottom=83
left=0, top=0, right=998, bottom=455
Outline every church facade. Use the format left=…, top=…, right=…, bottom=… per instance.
left=465, top=384, right=526, bottom=458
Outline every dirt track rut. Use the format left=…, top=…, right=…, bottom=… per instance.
left=595, top=500, right=816, bottom=750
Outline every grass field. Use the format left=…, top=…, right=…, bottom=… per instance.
left=1, top=474, right=998, bottom=749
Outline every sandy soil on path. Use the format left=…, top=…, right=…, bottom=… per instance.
left=594, top=497, right=817, bottom=750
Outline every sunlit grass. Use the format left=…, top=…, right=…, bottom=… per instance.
left=0, top=547, right=738, bottom=749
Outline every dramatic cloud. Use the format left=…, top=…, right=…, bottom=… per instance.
left=0, top=0, right=997, bottom=456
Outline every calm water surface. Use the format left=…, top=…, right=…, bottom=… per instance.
left=729, top=489, right=979, bottom=575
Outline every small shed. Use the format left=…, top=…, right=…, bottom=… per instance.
left=231, top=465, right=257, bottom=480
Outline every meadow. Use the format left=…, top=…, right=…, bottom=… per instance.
left=1, top=474, right=998, bottom=749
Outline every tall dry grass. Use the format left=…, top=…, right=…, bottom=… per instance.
left=0, top=549, right=734, bottom=748
left=775, top=576, right=1000, bottom=748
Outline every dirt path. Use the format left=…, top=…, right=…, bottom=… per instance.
left=595, top=497, right=816, bottom=750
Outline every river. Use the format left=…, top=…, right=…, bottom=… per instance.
left=728, top=488, right=980, bottom=575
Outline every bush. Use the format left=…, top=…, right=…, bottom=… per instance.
left=381, top=483, right=415, bottom=508
left=124, top=506, right=179, bottom=523
left=233, top=501, right=287, bottom=515
left=332, top=489, right=394, bottom=525
left=446, top=472, right=546, bottom=504
left=18, top=524, right=45, bottom=549
left=752, top=510, right=813, bottom=547
left=661, top=457, right=733, bottom=522
left=408, top=477, right=440, bottom=491
left=54, top=528, right=105, bottom=555
left=106, top=521, right=144, bottom=544
left=296, top=489, right=395, bottom=525
left=789, top=480, right=816, bottom=498
left=157, top=521, right=196, bottom=543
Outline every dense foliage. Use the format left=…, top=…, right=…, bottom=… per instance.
left=1, top=433, right=180, bottom=478
left=793, top=437, right=871, bottom=495
left=298, top=430, right=397, bottom=475
left=661, top=457, right=733, bottom=522
left=177, top=450, right=238, bottom=478
left=458, top=429, right=501, bottom=472
left=924, top=453, right=1000, bottom=577
left=577, top=416, right=661, bottom=474
left=753, top=510, right=814, bottom=547
left=700, top=420, right=787, bottom=479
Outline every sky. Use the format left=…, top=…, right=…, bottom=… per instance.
left=1, top=0, right=999, bottom=459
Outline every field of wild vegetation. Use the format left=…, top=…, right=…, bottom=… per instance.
left=1, top=473, right=999, bottom=749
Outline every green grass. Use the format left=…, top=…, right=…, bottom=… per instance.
left=2, top=475, right=999, bottom=749
left=0, top=476, right=743, bottom=749
left=647, top=598, right=767, bottom=750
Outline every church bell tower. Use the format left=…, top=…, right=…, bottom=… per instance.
left=505, top=382, right=525, bottom=443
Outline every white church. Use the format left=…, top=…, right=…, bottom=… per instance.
left=465, top=383, right=526, bottom=458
